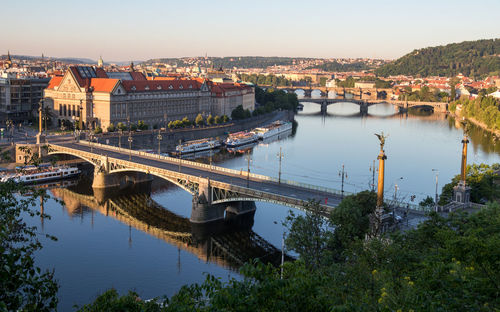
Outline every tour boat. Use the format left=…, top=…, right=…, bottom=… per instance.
left=0, top=165, right=81, bottom=184
left=253, top=120, right=292, bottom=140
left=176, top=138, right=221, bottom=154
left=224, top=131, right=259, bottom=148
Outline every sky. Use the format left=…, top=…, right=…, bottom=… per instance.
left=2, top=0, right=499, bottom=62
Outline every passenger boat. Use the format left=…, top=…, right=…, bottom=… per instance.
left=224, top=131, right=259, bottom=148
left=0, top=164, right=81, bottom=184
left=253, top=120, right=292, bottom=140
left=176, top=138, right=221, bottom=154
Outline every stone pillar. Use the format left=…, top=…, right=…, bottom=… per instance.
left=359, top=101, right=368, bottom=115
left=321, top=100, right=327, bottom=114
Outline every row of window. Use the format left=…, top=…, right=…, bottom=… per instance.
left=58, top=104, right=80, bottom=117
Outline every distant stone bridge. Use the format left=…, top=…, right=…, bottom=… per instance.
left=298, top=98, right=448, bottom=114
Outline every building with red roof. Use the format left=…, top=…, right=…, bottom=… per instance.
left=44, top=66, right=254, bottom=130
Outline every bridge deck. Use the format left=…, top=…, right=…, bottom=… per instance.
left=51, top=142, right=343, bottom=211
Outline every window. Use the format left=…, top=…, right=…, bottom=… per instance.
left=145, top=85, right=150, bottom=91
left=169, top=85, right=173, bottom=89
left=59, top=104, right=62, bottom=116
left=131, top=86, right=136, bottom=91
left=179, top=85, right=183, bottom=89
left=157, top=85, right=162, bottom=90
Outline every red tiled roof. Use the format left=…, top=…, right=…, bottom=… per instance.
left=121, top=79, right=202, bottom=92
left=90, top=78, right=120, bottom=93
left=47, top=76, right=63, bottom=89
left=95, top=67, right=108, bottom=78
left=130, top=72, right=147, bottom=81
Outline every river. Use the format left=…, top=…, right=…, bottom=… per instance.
left=27, top=98, right=500, bottom=310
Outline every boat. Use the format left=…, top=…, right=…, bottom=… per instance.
left=0, top=165, right=81, bottom=184
left=253, top=120, right=292, bottom=140
left=224, top=131, right=259, bottom=148
left=227, top=141, right=258, bottom=154
left=176, top=138, right=221, bottom=154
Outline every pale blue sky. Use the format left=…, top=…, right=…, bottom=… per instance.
left=2, top=0, right=499, bottom=61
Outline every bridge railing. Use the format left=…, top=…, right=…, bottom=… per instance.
left=76, top=141, right=347, bottom=197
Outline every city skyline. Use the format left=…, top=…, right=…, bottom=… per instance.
left=2, top=0, right=499, bottom=62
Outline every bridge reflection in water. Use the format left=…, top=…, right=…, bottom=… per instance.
left=50, top=180, right=291, bottom=270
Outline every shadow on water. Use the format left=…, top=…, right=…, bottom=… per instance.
left=49, top=176, right=292, bottom=271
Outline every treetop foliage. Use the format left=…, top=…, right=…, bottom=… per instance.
left=376, top=39, right=500, bottom=78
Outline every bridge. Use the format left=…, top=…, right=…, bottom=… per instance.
left=51, top=187, right=288, bottom=269
left=298, top=98, right=448, bottom=114
left=46, top=141, right=347, bottom=224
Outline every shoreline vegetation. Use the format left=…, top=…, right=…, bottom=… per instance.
left=449, top=95, right=500, bottom=138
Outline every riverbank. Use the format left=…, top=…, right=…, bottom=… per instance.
left=449, top=111, right=500, bottom=138
left=98, top=110, right=294, bottom=151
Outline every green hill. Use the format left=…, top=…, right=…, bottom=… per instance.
left=376, top=39, right=500, bottom=78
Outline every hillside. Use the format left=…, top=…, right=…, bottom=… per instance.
left=375, top=39, right=500, bottom=78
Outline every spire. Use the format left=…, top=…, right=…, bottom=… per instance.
left=98, top=55, right=104, bottom=68
left=129, top=61, right=135, bottom=72
left=7, top=50, right=11, bottom=61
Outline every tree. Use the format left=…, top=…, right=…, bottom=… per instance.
left=137, top=120, right=148, bottom=130
left=285, top=200, right=333, bottom=269
left=195, top=114, right=204, bottom=126
left=116, top=122, right=127, bottom=131
left=214, top=115, right=221, bottom=124
left=0, top=152, right=59, bottom=311
left=419, top=196, right=435, bottom=209
left=107, top=123, right=115, bottom=132
left=94, top=126, right=102, bottom=134
left=206, top=114, right=214, bottom=126
left=222, top=115, right=229, bottom=123
left=231, top=105, right=246, bottom=120
left=181, top=116, right=191, bottom=127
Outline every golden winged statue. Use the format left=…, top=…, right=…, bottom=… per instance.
left=374, top=132, right=388, bottom=150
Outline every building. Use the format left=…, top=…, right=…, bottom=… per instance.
left=0, top=73, right=50, bottom=126
left=44, top=66, right=254, bottom=131
left=210, top=82, right=255, bottom=116
left=354, top=81, right=376, bottom=89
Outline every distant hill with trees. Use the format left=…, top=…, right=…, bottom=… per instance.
left=306, top=61, right=370, bottom=72
left=376, top=39, right=500, bottom=78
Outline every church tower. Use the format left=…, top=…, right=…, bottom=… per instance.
left=97, top=55, right=104, bottom=68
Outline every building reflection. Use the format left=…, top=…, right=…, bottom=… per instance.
left=50, top=179, right=290, bottom=270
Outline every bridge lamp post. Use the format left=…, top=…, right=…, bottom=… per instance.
left=277, top=147, right=284, bottom=184
left=88, top=131, right=94, bottom=153
left=118, top=129, right=123, bottom=150
left=432, top=169, right=439, bottom=210
left=178, top=139, right=183, bottom=172
left=157, top=131, right=162, bottom=158
left=246, top=150, right=252, bottom=188
left=209, top=141, right=215, bottom=170
left=128, top=135, right=133, bottom=161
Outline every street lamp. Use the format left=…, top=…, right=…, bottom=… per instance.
left=88, top=130, right=94, bottom=153
left=128, top=135, right=133, bottom=161
left=432, top=169, right=439, bottom=211
left=338, top=164, right=347, bottom=199
left=157, top=130, right=163, bottom=158
left=273, top=221, right=285, bottom=280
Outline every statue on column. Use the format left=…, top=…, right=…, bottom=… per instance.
left=374, top=132, right=388, bottom=150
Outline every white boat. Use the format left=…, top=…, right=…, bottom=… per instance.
left=253, top=120, right=292, bottom=140
left=0, top=165, right=81, bottom=184
left=225, top=131, right=259, bottom=148
left=176, top=138, right=221, bottom=154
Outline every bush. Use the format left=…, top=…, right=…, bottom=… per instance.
left=222, top=115, right=229, bottom=123
left=94, top=126, right=102, bottom=134
left=181, top=116, right=191, bottom=127
left=137, top=120, right=148, bottom=130
left=107, top=123, right=115, bottom=132
left=116, top=122, right=127, bottom=131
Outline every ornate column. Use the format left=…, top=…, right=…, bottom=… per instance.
left=453, top=125, right=471, bottom=206
left=370, top=132, right=388, bottom=237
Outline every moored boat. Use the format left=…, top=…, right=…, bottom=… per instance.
left=253, top=120, right=292, bottom=140
left=0, top=165, right=81, bottom=184
left=224, top=131, right=259, bottom=148
left=176, top=138, right=221, bottom=154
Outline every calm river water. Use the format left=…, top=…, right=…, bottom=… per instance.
left=28, top=97, right=500, bottom=310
